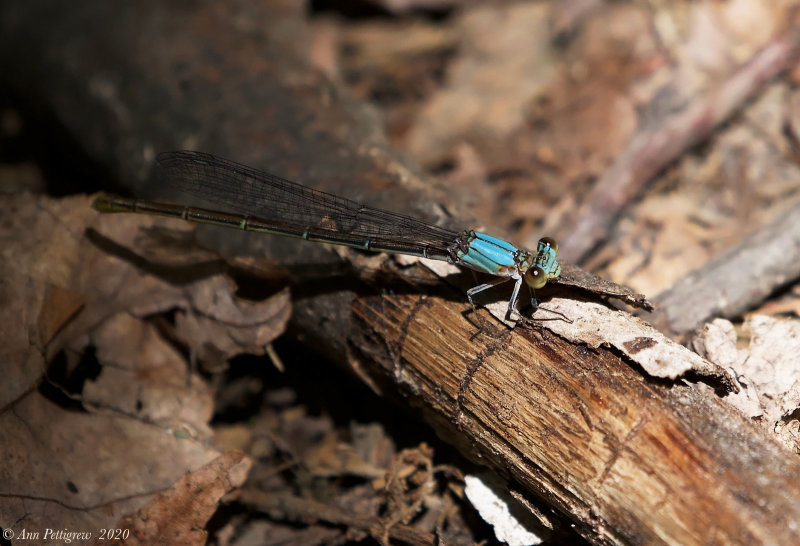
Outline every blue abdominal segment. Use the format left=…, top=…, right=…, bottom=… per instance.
left=455, top=232, right=518, bottom=275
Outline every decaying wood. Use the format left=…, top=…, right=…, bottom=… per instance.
left=649, top=205, right=800, bottom=336
left=558, top=9, right=800, bottom=263
left=347, top=287, right=800, bottom=545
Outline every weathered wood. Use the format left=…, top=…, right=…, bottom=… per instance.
left=348, top=287, right=800, bottom=544
left=650, top=205, right=800, bottom=336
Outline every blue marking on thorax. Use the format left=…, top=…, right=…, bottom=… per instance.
left=455, top=232, right=518, bottom=276
left=474, top=233, right=518, bottom=253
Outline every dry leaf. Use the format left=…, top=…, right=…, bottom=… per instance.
left=0, top=393, right=221, bottom=537
left=113, top=451, right=252, bottom=545
left=0, top=192, right=280, bottom=540
left=85, top=312, right=215, bottom=437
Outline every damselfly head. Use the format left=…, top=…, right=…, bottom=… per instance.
left=524, top=237, right=561, bottom=290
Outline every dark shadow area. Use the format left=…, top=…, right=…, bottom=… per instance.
left=39, top=346, right=102, bottom=411
left=309, top=0, right=454, bottom=21
left=0, top=85, right=112, bottom=196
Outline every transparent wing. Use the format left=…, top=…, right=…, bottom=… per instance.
left=156, top=151, right=460, bottom=256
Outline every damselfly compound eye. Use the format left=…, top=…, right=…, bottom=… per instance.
left=525, top=266, right=548, bottom=289
left=538, top=237, right=558, bottom=254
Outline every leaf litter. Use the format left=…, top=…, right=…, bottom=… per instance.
left=0, top=192, right=288, bottom=541
left=2, top=192, right=477, bottom=544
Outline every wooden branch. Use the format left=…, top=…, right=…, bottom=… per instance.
left=557, top=8, right=800, bottom=263
left=348, top=290, right=800, bottom=544
left=649, top=205, right=800, bottom=336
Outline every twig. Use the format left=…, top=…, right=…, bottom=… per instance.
left=558, top=10, right=800, bottom=263
left=648, top=205, right=800, bottom=335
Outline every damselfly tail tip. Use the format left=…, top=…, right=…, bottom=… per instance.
left=92, top=194, right=124, bottom=213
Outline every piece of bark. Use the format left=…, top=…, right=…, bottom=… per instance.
left=536, top=298, right=733, bottom=390
left=554, top=263, right=653, bottom=311
left=649, top=204, right=800, bottom=336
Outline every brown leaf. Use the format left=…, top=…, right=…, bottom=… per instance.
left=113, top=451, right=252, bottom=546
left=406, top=3, right=557, bottom=167
left=0, top=193, right=101, bottom=406
left=85, top=313, right=215, bottom=437
left=175, top=277, right=291, bottom=368
left=303, top=432, right=387, bottom=479
left=0, top=193, right=272, bottom=541
left=37, top=283, right=86, bottom=346
left=0, top=392, right=221, bottom=537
